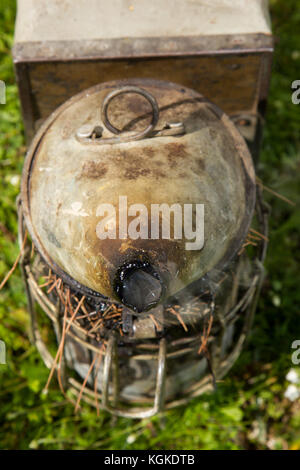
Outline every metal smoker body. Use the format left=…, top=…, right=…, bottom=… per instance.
left=18, top=79, right=268, bottom=417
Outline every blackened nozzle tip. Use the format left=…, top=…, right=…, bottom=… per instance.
left=114, top=261, right=164, bottom=313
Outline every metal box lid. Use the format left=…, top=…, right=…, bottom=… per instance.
left=14, top=0, right=272, bottom=61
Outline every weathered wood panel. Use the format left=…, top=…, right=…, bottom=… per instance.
left=17, top=53, right=265, bottom=140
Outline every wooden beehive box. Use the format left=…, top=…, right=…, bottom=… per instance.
left=13, top=0, right=273, bottom=151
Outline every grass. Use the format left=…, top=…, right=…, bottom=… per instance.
left=0, top=0, right=299, bottom=450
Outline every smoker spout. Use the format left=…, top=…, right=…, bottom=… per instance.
left=114, top=260, right=164, bottom=312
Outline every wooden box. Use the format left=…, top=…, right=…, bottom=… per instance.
left=13, top=0, right=273, bottom=152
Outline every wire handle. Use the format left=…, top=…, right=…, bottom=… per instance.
left=76, top=85, right=184, bottom=145
left=101, top=86, right=159, bottom=142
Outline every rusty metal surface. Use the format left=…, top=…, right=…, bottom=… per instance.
left=13, top=34, right=273, bottom=63
left=21, top=78, right=255, bottom=303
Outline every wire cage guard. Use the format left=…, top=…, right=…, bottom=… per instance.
left=17, top=187, right=268, bottom=419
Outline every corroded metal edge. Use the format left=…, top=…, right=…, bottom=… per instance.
left=12, top=33, right=273, bottom=63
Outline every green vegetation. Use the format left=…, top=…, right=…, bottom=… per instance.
left=0, top=0, right=299, bottom=450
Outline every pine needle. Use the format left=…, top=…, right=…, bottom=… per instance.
left=0, top=230, right=28, bottom=290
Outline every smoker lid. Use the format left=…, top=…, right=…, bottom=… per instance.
left=21, top=79, right=255, bottom=305
left=14, top=0, right=271, bottom=45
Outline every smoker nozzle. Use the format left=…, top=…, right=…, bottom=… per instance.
left=114, top=261, right=164, bottom=313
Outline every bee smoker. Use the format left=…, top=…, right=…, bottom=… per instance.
left=17, top=79, right=268, bottom=418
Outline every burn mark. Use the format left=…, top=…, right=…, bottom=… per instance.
left=166, top=142, right=189, bottom=168
left=153, top=169, right=167, bottom=179
left=80, top=160, right=108, bottom=179
left=113, top=149, right=128, bottom=162
left=124, top=166, right=151, bottom=180
left=143, top=147, right=155, bottom=158
left=166, top=142, right=189, bottom=159
left=124, top=164, right=166, bottom=180
left=111, top=148, right=166, bottom=180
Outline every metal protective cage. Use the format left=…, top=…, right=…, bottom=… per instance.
left=17, top=187, right=268, bottom=419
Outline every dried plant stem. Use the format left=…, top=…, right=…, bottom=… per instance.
left=149, top=314, right=161, bottom=331
left=168, top=307, right=188, bottom=332
left=256, top=177, right=295, bottom=206
left=47, top=276, right=60, bottom=294
left=94, top=345, right=105, bottom=416
left=56, top=300, right=69, bottom=397
left=249, top=227, right=269, bottom=242
left=75, top=354, right=98, bottom=413
left=0, top=230, right=28, bottom=290
left=198, top=310, right=214, bottom=355
left=44, top=295, right=86, bottom=392
left=38, top=279, right=53, bottom=288
left=30, top=242, right=35, bottom=259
